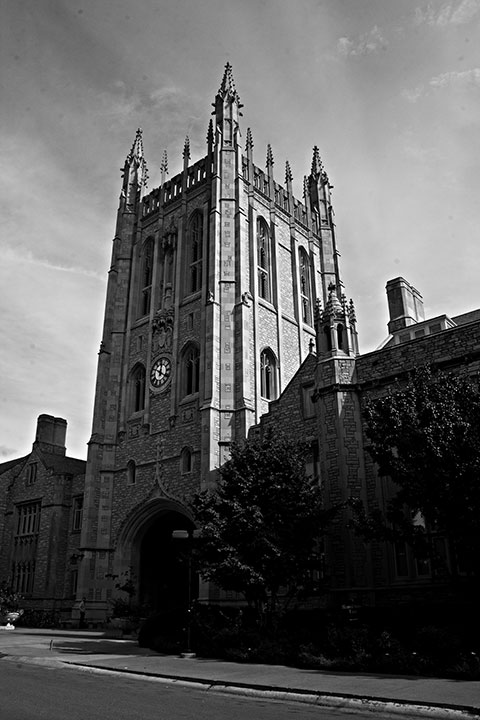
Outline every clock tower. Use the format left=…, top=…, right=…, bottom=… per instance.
left=78, top=65, right=344, bottom=618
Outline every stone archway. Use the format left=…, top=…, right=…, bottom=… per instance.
left=116, top=499, right=196, bottom=615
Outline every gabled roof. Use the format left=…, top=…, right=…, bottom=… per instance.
left=0, top=450, right=85, bottom=479
left=0, top=454, right=29, bottom=476
left=39, top=451, right=86, bottom=476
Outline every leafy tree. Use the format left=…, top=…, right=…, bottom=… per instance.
left=355, top=366, right=480, bottom=577
left=193, top=431, right=336, bottom=615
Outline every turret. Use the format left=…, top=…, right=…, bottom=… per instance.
left=316, top=283, right=359, bottom=356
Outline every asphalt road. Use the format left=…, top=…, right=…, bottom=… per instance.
left=0, top=660, right=405, bottom=720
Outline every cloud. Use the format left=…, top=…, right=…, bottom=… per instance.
left=337, top=25, right=388, bottom=57
left=402, top=67, right=480, bottom=101
left=402, top=86, right=425, bottom=103
left=1, top=246, right=104, bottom=281
left=0, top=446, right=17, bottom=459
left=430, top=68, right=480, bottom=87
left=414, top=0, right=480, bottom=26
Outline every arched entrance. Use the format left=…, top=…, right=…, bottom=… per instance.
left=139, top=510, right=196, bottom=613
left=116, top=499, right=198, bottom=616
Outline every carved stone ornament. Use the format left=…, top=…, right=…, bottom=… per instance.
left=162, top=216, right=178, bottom=252
left=149, top=436, right=177, bottom=501
left=338, top=361, right=354, bottom=384
left=241, top=290, right=253, bottom=307
left=181, top=404, right=197, bottom=424
left=128, top=423, right=141, bottom=439
left=152, top=307, right=174, bottom=353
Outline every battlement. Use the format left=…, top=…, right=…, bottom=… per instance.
left=142, top=155, right=211, bottom=217
left=142, top=154, right=311, bottom=228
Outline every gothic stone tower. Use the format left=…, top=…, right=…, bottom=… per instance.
left=78, top=65, right=344, bottom=618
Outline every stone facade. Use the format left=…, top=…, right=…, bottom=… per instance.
left=1, top=67, right=478, bottom=619
left=257, top=276, right=480, bottom=606
left=0, top=415, right=86, bottom=618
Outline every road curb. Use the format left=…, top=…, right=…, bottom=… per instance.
left=62, top=661, right=480, bottom=719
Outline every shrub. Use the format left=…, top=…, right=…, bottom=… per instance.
left=138, top=602, right=480, bottom=679
left=138, top=609, right=185, bottom=653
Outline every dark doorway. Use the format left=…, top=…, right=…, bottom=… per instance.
left=139, top=511, right=197, bottom=614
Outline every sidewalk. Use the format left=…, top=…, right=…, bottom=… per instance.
left=2, top=628, right=480, bottom=718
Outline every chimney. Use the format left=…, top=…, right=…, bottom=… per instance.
left=34, top=414, right=67, bottom=456
left=386, top=277, right=424, bottom=334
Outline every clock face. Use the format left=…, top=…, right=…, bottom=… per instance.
left=150, top=357, right=171, bottom=389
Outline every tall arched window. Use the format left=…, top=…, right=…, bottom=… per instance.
left=257, top=217, right=271, bottom=302
left=260, top=348, right=277, bottom=400
left=127, top=460, right=136, bottom=485
left=187, top=212, right=203, bottom=294
left=139, top=238, right=154, bottom=317
left=180, top=447, right=193, bottom=474
left=182, top=343, right=200, bottom=397
left=299, top=247, right=313, bottom=325
left=130, top=364, right=146, bottom=413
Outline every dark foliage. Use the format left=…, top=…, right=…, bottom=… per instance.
left=0, top=581, right=23, bottom=613
left=192, top=431, right=336, bottom=613
left=138, top=602, right=480, bottom=679
left=352, top=367, right=480, bottom=577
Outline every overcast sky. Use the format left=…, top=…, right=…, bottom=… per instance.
left=1, top=0, right=479, bottom=461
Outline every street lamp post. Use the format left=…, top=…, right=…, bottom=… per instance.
left=172, top=528, right=200, bottom=658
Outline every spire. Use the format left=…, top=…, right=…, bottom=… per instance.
left=213, top=63, right=243, bottom=145
left=246, top=127, right=254, bottom=151
left=127, top=128, right=148, bottom=185
left=128, top=128, right=143, bottom=161
left=183, top=136, right=190, bottom=160
left=121, top=128, right=148, bottom=207
left=303, top=175, right=310, bottom=205
left=285, top=160, right=292, bottom=185
left=218, top=62, right=242, bottom=106
left=206, top=119, right=214, bottom=146
left=323, top=282, right=343, bottom=319
left=348, top=298, right=356, bottom=324
left=311, top=145, right=324, bottom=179
left=160, top=150, right=168, bottom=186
left=266, top=143, right=274, bottom=169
